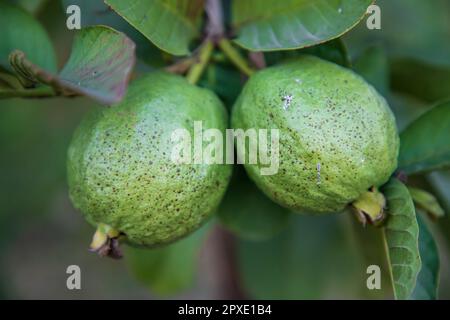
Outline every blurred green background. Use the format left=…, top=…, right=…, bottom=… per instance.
left=0, top=0, right=449, bottom=299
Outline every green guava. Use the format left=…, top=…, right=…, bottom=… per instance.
left=67, top=72, right=232, bottom=256
left=232, top=55, right=399, bottom=217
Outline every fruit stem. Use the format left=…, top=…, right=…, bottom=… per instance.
left=218, top=38, right=255, bottom=77
left=186, top=40, right=214, bottom=85
left=89, top=223, right=123, bottom=259
left=351, top=187, right=386, bottom=226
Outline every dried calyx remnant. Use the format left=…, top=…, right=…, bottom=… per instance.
left=89, top=223, right=125, bottom=259
left=351, top=187, right=386, bottom=226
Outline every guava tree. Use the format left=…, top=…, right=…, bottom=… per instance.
left=1, top=0, right=449, bottom=300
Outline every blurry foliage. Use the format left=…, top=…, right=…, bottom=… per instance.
left=0, top=98, right=89, bottom=224
left=0, top=1, right=57, bottom=72
left=0, top=0, right=450, bottom=300
left=217, top=167, right=291, bottom=241
left=390, top=59, right=450, bottom=103
left=237, top=214, right=370, bottom=299
left=354, top=45, right=389, bottom=97
left=344, top=0, right=450, bottom=67
left=125, top=223, right=211, bottom=296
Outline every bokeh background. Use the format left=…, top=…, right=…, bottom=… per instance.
left=0, top=0, right=449, bottom=299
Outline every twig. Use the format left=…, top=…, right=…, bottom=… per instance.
left=165, top=57, right=196, bottom=74
left=249, top=52, right=266, bottom=70
left=186, top=40, right=214, bottom=84
left=218, top=39, right=255, bottom=77
left=205, top=0, right=224, bottom=39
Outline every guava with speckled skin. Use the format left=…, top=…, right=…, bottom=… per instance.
left=232, top=55, right=399, bottom=213
left=67, top=72, right=232, bottom=247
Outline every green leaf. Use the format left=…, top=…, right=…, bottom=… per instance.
left=264, top=38, right=351, bottom=67
left=124, top=223, right=210, bottom=296
left=232, top=0, right=373, bottom=51
left=391, top=58, right=450, bottom=103
left=408, top=187, right=445, bottom=219
left=61, top=0, right=166, bottom=68
left=382, top=178, right=421, bottom=300
left=57, top=26, right=136, bottom=104
left=398, top=100, right=450, bottom=175
left=217, top=168, right=291, bottom=241
left=410, top=214, right=440, bottom=300
left=199, top=61, right=244, bottom=107
left=388, top=93, right=428, bottom=132
left=105, top=0, right=205, bottom=56
left=343, top=0, right=450, bottom=67
left=0, top=2, right=56, bottom=73
left=4, top=26, right=136, bottom=105
left=237, top=214, right=366, bottom=299
left=354, top=45, right=389, bottom=97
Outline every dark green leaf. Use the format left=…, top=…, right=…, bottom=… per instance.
left=343, top=0, right=450, bottom=67
left=399, top=101, right=450, bottom=175
left=199, top=61, right=244, bottom=107
left=354, top=45, right=389, bottom=97
left=264, top=38, right=351, bottom=67
left=105, top=0, right=205, bottom=56
left=124, top=223, right=210, bottom=296
left=391, top=58, right=450, bottom=103
left=408, top=187, right=445, bottom=219
left=217, top=168, right=291, bottom=241
left=382, top=178, right=421, bottom=300
left=410, top=214, right=440, bottom=300
left=232, top=0, right=372, bottom=51
left=388, top=93, right=427, bottom=132
left=0, top=2, right=56, bottom=73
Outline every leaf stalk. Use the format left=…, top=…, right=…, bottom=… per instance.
left=218, top=38, right=255, bottom=77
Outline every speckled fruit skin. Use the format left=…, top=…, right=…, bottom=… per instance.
left=232, top=55, right=399, bottom=213
left=67, top=72, right=232, bottom=246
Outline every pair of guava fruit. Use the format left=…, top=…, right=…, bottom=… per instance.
left=67, top=56, right=399, bottom=256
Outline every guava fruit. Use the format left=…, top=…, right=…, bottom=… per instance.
left=232, top=55, right=399, bottom=218
left=67, top=72, right=231, bottom=257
